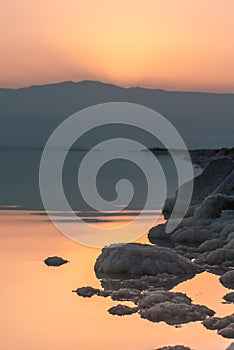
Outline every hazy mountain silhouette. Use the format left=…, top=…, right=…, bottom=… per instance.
left=1, top=80, right=234, bottom=149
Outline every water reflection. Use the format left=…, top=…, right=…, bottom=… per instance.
left=0, top=210, right=233, bottom=350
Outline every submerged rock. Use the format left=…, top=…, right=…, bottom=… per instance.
left=95, top=243, right=197, bottom=277
left=101, top=273, right=193, bottom=292
left=155, top=346, right=191, bottom=350
left=108, top=304, right=138, bottom=316
left=44, top=256, right=69, bottom=267
left=220, top=271, right=234, bottom=289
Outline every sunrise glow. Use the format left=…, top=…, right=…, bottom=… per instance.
left=1, top=0, right=234, bottom=91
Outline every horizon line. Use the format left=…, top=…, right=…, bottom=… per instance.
left=1, top=79, right=234, bottom=95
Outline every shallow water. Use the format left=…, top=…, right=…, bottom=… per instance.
left=1, top=210, right=233, bottom=350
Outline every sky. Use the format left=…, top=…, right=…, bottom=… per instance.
left=1, top=0, right=234, bottom=92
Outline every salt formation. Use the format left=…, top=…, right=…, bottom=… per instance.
left=220, top=271, right=234, bottom=289
left=75, top=285, right=214, bottom=326
left=108, top=304, right=138, bottom=316
left=203, top=314, right=234, bottom=338
left=223, top=292, right=234, bottom=303
left=163, top=157, right=234, bottom=218
left=140, top=300, right=214, bottom=325
left=94, top=243, right=197, bottom=277
left=195, top=194, right=234, bottom=218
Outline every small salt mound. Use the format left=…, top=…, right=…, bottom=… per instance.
left=44, top=256, right=69, bottom=267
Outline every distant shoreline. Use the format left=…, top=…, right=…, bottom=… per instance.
left=1, top=146, right=234, bottom=169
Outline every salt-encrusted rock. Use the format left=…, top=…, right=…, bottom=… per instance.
left=140, top=301, right=214, bottom=325
left=227, top=233, right=234, bottom=242
left=190, top=149, right=234, bottom=168
left=155, top=346, right=191, bottom=350
left=148, top=223, right=172, bottom=241
left=163, top=157, right=234, bottom=218
left=148, top=216, right=229, bottom=246
left=214, top=168, right=234, bottom=196
left=108, top=304, right=138, bottom=316
left=223, top=292, right=234, bottom=303
left=219, top=324, right=234, bottom=339
left=110, top=288, right=141, bottom=302
left=138, top=290, right=192, bottom=310
left=225, top=239, right=234, bottom=249
left=195, top=194, right=234, bottom=218
left=203, top=314, right=234, bottom=338
left=94, top=243, right=197, bottom=277
left=198, top=238, right=225, bottom=253
left=220, top=271, right=234, bottom=289
left=44, top=256, right=69, bottom=267
left=72, top=286, right=109, bottom=298
left=171, top=227, right=212, bottom=244
left=220, top=223, right=234, bottom=240
left=205, top=249, right=234, bottom=266
left=203, top=314, right=234, bottom=331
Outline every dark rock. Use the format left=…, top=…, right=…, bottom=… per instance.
left=195, top=194, right=234, bottom=219
left=163, top=157, right=234, bottom=218
left=110, top=288, right=141, bottom=302
left=171, top=227, right=212, bottom=244
left=72, top=286, right=108, bottom=298
left=95, top=243, right=197, bottom=277
left=198, top=238, right=225, bottom=253
left=223, top=292, right=234, bottom=303
left=101, top=274, right=194, bottom=292
left=138, top=290, right=192, bottom=310
left=203, top=314, right=234, bottom=335
left=220, top=271, right=234, bottom=289
left=140, top=301, right=214, bottom=325
left=219, top=324, right=234, bottom=339
left=206, top=249, right=234, bottom=266
left=155, top=346, right=191, bottom=350
left=44, top=256, right=69, bottom=267
left=108, top=304, right=138, bottom=316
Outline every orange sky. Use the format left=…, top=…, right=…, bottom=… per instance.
left=1, top=0, right=234, bottom=91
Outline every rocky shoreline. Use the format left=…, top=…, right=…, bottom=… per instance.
left=150, top=147, right=234, bottom=169
left=74, top=150, right=234, bottom=349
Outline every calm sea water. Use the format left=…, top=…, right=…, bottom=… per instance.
left=0, top=149, right=198, bottom=210
left=1, top=150, right=232, bottom=350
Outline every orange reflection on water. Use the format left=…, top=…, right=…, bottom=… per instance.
left=0, top=211, right=233, bottom=350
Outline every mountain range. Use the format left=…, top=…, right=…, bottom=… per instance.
left=1, top=80, right=234, bottom=149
